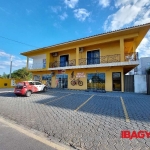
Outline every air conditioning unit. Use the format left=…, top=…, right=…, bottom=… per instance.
left=52, top=52, right=58, bottom=57
left=79, top=47, right=84, bottom=53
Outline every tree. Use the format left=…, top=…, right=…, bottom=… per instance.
left=1, top=72, right=8, bottom=78
left=11, top=67, right=32, bottom=80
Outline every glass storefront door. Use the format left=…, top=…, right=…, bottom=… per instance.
left=112, top=72, right=121, bottom=91
left=87, top=73, right=105, bottom=90
left=56, top=74, right=68, bottom=88
left=42, top=74, right=52, bottom=88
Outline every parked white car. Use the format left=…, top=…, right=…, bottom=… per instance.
left=14, top=81, right=47, bottom=97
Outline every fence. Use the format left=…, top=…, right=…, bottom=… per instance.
left=124, top=75, right=149, bottom=94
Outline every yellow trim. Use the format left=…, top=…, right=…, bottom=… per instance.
left=120, top=38, right=124, bottom=62
left=120, top=97, right=130, bottom=122
left=46, top=52, right=50, bottom=69
left=76, top=47, right=79, bottom=66
left=74, top=95, right=94, bottom=111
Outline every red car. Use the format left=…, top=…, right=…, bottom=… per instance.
left=14, top=81, right=47, bottom=97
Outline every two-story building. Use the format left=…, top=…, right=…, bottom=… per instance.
left=21, top=23, right=150, bottom=92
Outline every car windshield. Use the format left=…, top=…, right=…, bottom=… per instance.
left=16, top=82, right=24, bottom=86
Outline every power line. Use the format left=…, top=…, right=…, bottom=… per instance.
left=0, top=35, right=39, bottom=48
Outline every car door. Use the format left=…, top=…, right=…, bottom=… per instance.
left=34, top=82, right=43, bottom=91
left=28, top=82, right=36, bottom=92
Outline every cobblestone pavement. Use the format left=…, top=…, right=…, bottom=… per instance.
left=0, top=88, right=150, bottom=150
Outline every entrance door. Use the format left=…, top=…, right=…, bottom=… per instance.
left=60, top=55, right=69, bottom=67
left=33, top=81, right=43, bottom=91
left=42, top=74, right=52, bottom=88
left=112, top=72, right=121, bottom=91
left=87, top=73, right=105, bottom=90
left=56, top=74, right=68, bottom=88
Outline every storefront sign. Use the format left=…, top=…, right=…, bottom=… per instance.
left=76, top=72, right=85, bottom=78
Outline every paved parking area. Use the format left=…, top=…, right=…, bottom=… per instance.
left=0, top=88, right=150, bottom=150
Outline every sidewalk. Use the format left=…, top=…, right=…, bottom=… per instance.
left=0, top=117, right=72, bottom=150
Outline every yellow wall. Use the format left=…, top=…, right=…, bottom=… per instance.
left=82, top=41, right=120, bottom=58
left=47, top=66, right=123, bottom=91
left=50, top=49, right=76, bottom=62
left=0, top=79, right=25, bottom=88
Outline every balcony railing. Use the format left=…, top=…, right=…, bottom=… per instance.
left=79, top=54, right=120, bottom=65
left=50, top=59, right=76, bottom=68
left=124, top=52, right=138, bottom=61
left=28, top=63, right=46, bottom=70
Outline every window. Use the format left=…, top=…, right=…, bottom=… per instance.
left=87, top=73, right=105, bottom=90
left=56, top=74, right=68, bottom=88
left=34, top=82, right=41, bottom=85
left=60, top=55, right=69, bottom=67
left=87, top=50, right=100, bottom=65
left=29, top=82, right=34, bottom=85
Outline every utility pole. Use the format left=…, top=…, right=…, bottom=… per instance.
left=9, top=55, right=12, bottom=79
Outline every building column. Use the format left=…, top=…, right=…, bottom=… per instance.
left=46, top=52, right=50, bottom=69
left=76, top=47, right=79, bottom=66
left=120, top=38, right=124, bottom=62
left=121, top=70, right=124, bottom=92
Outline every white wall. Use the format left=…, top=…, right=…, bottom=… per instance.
left=31, top=54, right=46, bottom=69
left=134, top=75, right=147, bottom=93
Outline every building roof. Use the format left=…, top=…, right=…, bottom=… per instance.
left=21, top=23, right=150, bottom=56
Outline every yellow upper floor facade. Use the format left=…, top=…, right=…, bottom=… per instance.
left=22, top=23, right=150, bottom=74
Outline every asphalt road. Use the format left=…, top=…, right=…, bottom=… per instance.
left=0, top=120, right=56, bottom=150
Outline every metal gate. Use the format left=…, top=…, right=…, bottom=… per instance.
left=124, top=75, right=134, bottom=92
left=147, top=75, right=150, bottom=95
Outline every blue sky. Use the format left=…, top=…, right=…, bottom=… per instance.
left=0, top=0, right=150, bottom=75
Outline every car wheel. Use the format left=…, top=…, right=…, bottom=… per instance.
left=26, top=91, right=31, bottom=97
left=15, top=94, right=19, bottom=96
left=43, top=87, right=47, bottom=92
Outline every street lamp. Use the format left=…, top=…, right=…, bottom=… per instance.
left=9, top=55, right=12, bottom=79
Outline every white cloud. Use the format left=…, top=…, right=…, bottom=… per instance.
left=50, top=6, right=61, bottom=13
left=104, top=0, right=150, bottom=31
left=26, top=9, right=32, bottom=15
left=104, top=5, right=141, bottom=31
left=53, top=22, right=61, bottom=28
left=74, top=8, right=90, bottom=21
left=0, top=50, right=26, bottom=69
left=0, top=7, right=10, bottom=14
left=137, top=31, right=150, bottom=57
left=103, top=0, right=150, bottom=58
left=88, top=27, right=92, bottom=33
left=64, top=0, right=79, bottom=8
left=134, top=8, right=150, bottom=25
left=0, top=51, right=10, bottom=58
left=98, top=0, right=110, bottom=8
left=59, top=12, right=68, bottom=20
left=115, top=0, right=149, bottom=8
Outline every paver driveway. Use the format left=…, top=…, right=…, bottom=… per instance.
left=0, top=89, right=150, bottom=150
